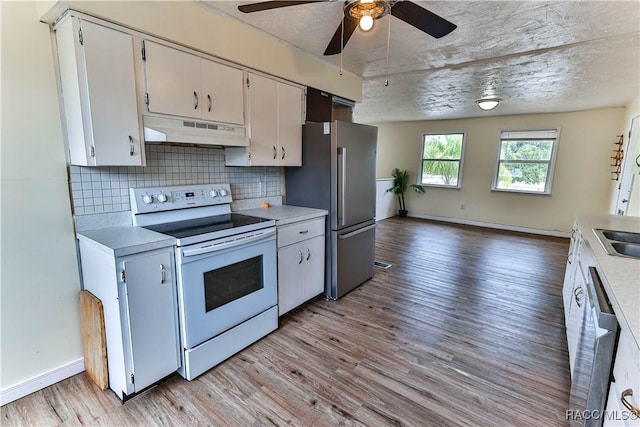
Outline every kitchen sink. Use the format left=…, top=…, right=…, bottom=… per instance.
left=593, top=229, right=640, bottom=259
left=611, top=242, right=640, bottom=258
left=601, top=230, right=640, bottom=244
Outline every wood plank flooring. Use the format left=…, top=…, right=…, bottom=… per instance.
left=2, top=217, right=571, bottom=426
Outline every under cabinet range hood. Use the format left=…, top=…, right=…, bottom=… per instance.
left=143, top=116, right=249, bottom=147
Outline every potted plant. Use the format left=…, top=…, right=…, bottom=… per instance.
left=387, top=168, right=424, bottom=217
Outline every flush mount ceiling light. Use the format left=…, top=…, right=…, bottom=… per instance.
left=476, top=97, right=502, bottom=111
left=345, top=0, right=390, bottom=32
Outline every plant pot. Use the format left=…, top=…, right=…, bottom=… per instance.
left=398, top=210, right=408, bottom=217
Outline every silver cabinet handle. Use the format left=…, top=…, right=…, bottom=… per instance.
left=621, top=389, right=640, bottom=416
left=129, top=135, right=134, bottom=156
left=207, top=94, right=212, bottom=112
left=338, top=223, right=377, bottom=239
left=338, top=147, right=346, bottom=226
left=281, top=146, right=286, bottom=160
left=193, top=91, right=199, bottom=110
left=306, top=247, right=310, bottom=261
left=298, top=250, right=303, bottom=264
left=160, top=264, right=166, bottom=284
left=573, top=286, right=583, bottom=307
left=273, top=146, right=277, bottom=160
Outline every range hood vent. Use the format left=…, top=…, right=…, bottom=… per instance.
left=143, top=116, right=249, bottom=147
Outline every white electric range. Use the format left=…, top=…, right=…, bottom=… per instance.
left=130, top=183, right=278, bottom=380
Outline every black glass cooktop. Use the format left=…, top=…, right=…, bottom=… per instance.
left=143, top=213, right=269, bottom=239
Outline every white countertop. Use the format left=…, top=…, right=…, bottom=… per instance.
left=576, top=213, right=640, bottom=350
left=240, top=205, right=328, bottom=226
left=77, top=226, right=176, bottom=257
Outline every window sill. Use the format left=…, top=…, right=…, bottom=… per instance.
left=490, top=187, right=551, bottom=195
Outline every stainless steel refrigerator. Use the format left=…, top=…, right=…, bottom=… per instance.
left=285, top=121, right=378, bottom=300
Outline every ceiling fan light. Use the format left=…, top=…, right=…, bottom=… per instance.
left=346, top=0, right=389, bottom=27
left=476, top=98, right=501, bottom=111
left=359, top=15, right=374, bottom=31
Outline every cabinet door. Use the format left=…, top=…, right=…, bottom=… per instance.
left=278, top=243, right=304, bottom=316
left=144, top=41, right=201, bottom=119
left=278, top=83, right=303, bottom=166
left=303, top=235, right=325, bottom=300
left=201, top=60, right=244, bottom=125
left=78, top=20, right=142, bottom=166
left=562, top=228, right=581, bottom=323
left=247, top=73, right=278, bottom=166
left=122, top=250, right=179, bottom=392
left=609, top=326, right=640, bottom=425
left=566, top=263, right=587, bottom=377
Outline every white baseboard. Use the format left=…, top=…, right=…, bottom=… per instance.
left=406, top=213, right=570, bottom=238
left=1, top=358, right=85, bottom=406
left=375, top=213, right=395, bottom=222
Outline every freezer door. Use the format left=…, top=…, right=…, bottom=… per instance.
left=329, top=220, right=376, bottom=300
left=333, top=121, right=377, bottom=229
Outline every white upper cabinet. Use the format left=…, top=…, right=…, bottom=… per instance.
left=55, top=16, right=144, bottom=166
left=200, top=59, right=245, bottom=125
left=278, top=82, right=304, bottom=166
left=225, top=73, right=304, bottom=166
left=245, top=72, right=279, bottom=164
left=143, top=41, right=244, bottom=126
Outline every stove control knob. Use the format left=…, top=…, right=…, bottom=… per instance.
left=218, top=188, right=228, bottom=197
left=142, top=194, right=154, bottom=204
left=210, top=189, right=218, bottom=198
left=157, top=193, right=168, bottom=203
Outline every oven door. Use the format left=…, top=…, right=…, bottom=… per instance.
left=177, top=230, right=277, bottom=349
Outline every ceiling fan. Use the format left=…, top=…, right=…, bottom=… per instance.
left=237, top=0, right=457, bottom=56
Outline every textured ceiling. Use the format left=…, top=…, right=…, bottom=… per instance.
left=200, top=1, right=640, bottom=123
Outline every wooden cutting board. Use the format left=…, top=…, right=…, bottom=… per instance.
left=80, top=290, right=108, bottom=390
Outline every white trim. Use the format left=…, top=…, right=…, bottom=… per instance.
left=1, top=358, right=85, bottom=406
left=419, top=132, right=466, bottom=189
left=491, top=127, right=561, bottom=195
left=406, top=213, right=570, bottom=238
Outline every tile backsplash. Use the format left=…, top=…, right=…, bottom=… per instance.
left=69, top=144, right=281, bottom=215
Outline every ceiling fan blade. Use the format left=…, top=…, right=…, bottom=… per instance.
left=238, top=1, right=322, bottom=13
left=323, top=16, right=359, bottom=56
left=391, top=1, right=456, bottom=39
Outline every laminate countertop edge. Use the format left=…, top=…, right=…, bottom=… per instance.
left=576, top=213, right=640, bottom=351
left=239, top=205, right=328, bottom=226
left=77, top=226, right=176, bottom=257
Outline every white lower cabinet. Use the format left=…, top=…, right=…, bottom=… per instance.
left=562, top=224, right=582, bottom=324
left=277, top=217, right=325, bottom=315
left=78, top=241, right=180, bottom=400
left=605, top=326, right=640, bottom=426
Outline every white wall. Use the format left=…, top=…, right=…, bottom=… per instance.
left=1, top=1, right=83, bottom=399
left=375, top=108, right=626, bottom=233
left=376, top=178, right=396, bottom=220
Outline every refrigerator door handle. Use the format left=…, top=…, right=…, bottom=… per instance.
left=338, top=146, right=346, bottom=226
left=338, top=223, right=377, bottom=239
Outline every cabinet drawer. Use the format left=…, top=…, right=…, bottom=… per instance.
left=278, top=217, right=325, bottom=248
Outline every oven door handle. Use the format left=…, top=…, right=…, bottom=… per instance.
left=181, top=229, right=275, bottom=258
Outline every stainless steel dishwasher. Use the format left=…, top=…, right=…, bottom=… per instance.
left=569, top=266, right=619, bottom=427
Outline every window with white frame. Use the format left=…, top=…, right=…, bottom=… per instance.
left=420, top=133, right=465, bottom=188
left=493, top=129, right=560, bottom=194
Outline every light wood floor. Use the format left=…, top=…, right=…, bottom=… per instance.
left=2, top=217, right=571, bottom=426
